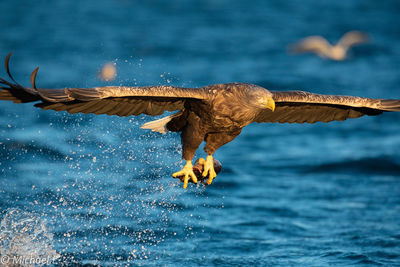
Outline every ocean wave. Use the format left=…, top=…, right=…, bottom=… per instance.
left=303, top=156, right=400, bottom=175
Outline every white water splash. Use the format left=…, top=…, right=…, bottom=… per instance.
left=0, top=209, right=59, bottom=266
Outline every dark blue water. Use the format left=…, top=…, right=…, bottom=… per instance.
left=1, top=0, right=400, bottom=266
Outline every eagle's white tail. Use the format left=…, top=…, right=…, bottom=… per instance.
left=140, top=111, right=183, bottom=134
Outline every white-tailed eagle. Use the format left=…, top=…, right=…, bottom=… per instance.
left=1, top=53, right=399, bottom=188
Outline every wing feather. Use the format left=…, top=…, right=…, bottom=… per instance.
left=254, top=91, right=399, bottom=124
left=35, top=89, right=204, bottom=116
left=0, top=53, right=207, bottom=117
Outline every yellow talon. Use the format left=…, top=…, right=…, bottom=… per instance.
left=198, top=158, right=206, bottom=165
left=202, top=155, right=217, bottom=185
left=172, top=160, right=197, bottom=189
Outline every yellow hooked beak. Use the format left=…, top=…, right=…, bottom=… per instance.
left=265, top=97, right=275, bottom=111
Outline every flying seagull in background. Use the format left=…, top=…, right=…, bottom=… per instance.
left=289, top=31, right=369, bottom=60
left=1, top=53, right=400, bottom=189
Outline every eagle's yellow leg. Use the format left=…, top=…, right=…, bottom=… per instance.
left=202, top=155, right=217, bottom=185
left=172, top=160, right=197, bottom=189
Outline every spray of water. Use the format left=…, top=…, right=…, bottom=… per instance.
left=0, top=208, right=59, bottom=266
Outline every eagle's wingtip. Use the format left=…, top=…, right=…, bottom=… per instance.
left=380, top=99, right=400, bottom=112
left=30, top=67, right=39, bottom=89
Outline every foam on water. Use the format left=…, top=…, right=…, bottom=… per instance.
left=0, top=209, right=59, bottom=266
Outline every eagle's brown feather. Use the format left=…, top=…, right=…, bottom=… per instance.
left=254, top=90, right=397, bottom=124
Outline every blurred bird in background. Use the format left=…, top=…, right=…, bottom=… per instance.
left=100, top=62, right=117, bottom=82
left=289, top=31, right=369, bottom=60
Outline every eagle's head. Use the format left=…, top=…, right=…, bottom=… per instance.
left=242, top=83, right=275, bottom=111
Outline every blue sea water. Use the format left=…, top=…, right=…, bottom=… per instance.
left=0, top=0, right=400, bottom=266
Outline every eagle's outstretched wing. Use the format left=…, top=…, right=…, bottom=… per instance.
left=0, top=53, right=206, bottom=116
left=255, top=91, right=400, bottom=124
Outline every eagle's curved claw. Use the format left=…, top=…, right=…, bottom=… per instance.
left=173, top=158, right=222, bottom=187
left=172, top=161, right=197, bottom=189
left=202, top=155, right=217, bottom=185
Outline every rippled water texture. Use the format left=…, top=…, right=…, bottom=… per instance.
left=1, top=0, right=400, bottom=266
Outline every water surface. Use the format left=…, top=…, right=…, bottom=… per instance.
left=0, top=0, right=400, bottom=266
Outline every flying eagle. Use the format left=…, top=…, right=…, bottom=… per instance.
left=289, top=31, right=369, bottom=60
left=1, top=53, right=400, bottom=189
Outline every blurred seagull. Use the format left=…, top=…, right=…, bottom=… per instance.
left=289, top=31, right=369, bottom=60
